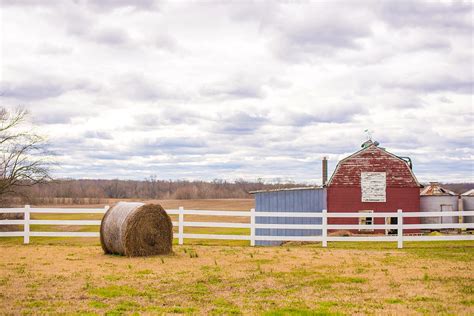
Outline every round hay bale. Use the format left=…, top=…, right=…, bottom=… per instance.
left=100, top=202, right=173, bottom=257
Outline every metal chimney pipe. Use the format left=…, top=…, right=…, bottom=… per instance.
left=322, top=157, right=328, bottom=186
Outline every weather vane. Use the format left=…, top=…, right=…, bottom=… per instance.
left=364, top=129, right=373, bottom=141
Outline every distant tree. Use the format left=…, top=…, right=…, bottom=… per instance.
left=0, top=108, right=51, bottom=199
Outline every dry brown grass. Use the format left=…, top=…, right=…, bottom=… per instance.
left=0, top=242, right=472, bottom=315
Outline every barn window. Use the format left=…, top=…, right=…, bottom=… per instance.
left=359, top=210, right=374, bottom=231
left=361, top=172, right=386, bottom=202
left=385, top=217, right=398, bottom=235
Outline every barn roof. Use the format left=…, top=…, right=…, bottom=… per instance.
left=420, top=182, right=457, bottom=196
left=462, top=189, right=474, bottom=196
left=327, top=143, right=421, bottom=187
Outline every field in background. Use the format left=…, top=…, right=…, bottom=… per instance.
left=0, top=199, right=254, bottom=246
left=0, top=241, right=472, bottom=315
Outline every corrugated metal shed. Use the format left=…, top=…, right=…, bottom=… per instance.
left=252, top=187, right=326, bottom=246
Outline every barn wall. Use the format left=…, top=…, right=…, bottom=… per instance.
left=255, top=188, right=326, bottom=246
left=327, top=187, right=420, bottom=232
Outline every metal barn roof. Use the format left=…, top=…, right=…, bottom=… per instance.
left=420, top=182, right=457, bottom=196
left=249, top=186, right=323, bottom=194
left=462, top=189, right=474, bottom=196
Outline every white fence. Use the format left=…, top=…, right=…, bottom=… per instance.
left=0, top=206, right=473, bottom=248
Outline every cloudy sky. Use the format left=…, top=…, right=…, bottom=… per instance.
left=1, top=0, right=473, bottom=183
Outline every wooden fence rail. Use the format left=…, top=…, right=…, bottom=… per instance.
left=0, top=206, right=473, bottom=248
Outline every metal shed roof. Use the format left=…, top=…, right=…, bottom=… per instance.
left=420, top=182, right=457, bottom=196
left=249, top=186, right=323, bottom=194
left=462, top=189, right=474, bottom=196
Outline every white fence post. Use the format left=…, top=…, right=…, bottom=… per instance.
left=178, top=206, right=184, bottom=245
left=23, top=205, right=30, bottom=244
left=250, top=208, right=255, bottom=246
left=104, top=205, right=110, bottom=213
left=322, top=209, right=328, bottom=248
left=397, top=209, right=403, bottom=249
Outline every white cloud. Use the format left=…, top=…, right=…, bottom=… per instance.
left=0, top=0, right=472, bottom=183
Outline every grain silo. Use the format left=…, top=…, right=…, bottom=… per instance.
left=250, top=187, right=326, bottom=246
left=326, top=140, right=421, bottom=233
left=461, top=189, right=474, bottom=228
left=420, top=182, right=459, bottom=227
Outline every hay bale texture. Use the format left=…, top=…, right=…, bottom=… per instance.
left=100, top=202, right=173, bottom=257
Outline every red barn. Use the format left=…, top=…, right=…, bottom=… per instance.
left=327, top=141, right=421, bottom=233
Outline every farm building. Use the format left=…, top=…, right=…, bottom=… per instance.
left=420, top=182, right=459, bottom=226
left=326, top=140, right=421, bottom=233
left=462, top=189, right=474, bottom=227
left=250, top=187, right=326, bottom=246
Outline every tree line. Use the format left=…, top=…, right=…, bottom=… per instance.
left=10, top=178, right=307, bottom=204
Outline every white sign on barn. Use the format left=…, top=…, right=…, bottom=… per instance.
left=361, top=172, right=386, bottom=202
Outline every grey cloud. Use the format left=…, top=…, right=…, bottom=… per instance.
left=154, top=34, right=180, bottom=52
left=117, top=74, right=187, bottom=101
left=216, top=112, right=268, bottom=135
left=134, top=108, right=203, bottom=128
left=378, top=1, right=473, bottom=33
left=0, top=78, right=100, bottom=101
left=200, top=76, right=265, bottom=99
left=1, top=81, right=65, bottom=100
left=91, top=27, right=132, bottom=46
left=83, top=0, right=158, bottom=12
left=126, top=137, right=231, bottom=156
left=32, top=107, right=97, bottom=125
left=390, top=75, right=473, bottom=94
left=36, top=43, right=73, bottom=55
left=281, top=103, right=366, bottom=126
left=83, top=130, right=114, bottom=140
left=287, top=109, right=362, bottom=125
left=438, top=96, right=453, bottom=104
left=1, top=0, right=63, bottom=6
left=269, top=5, right=373, bottom=61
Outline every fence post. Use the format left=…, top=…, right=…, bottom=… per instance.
left=178, top=206, right=184, bottom=245
left=322, top=209, right=328, bottom=248
left=24, top=205, right=30, bottom=245
left=104, top=205, right=110, bottom=213
left=250, top=208, right=255, bottom=246
left=397, top=209, right=403, bottom=249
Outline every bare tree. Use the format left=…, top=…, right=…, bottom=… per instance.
left=0, top=108, right=51, bottom=198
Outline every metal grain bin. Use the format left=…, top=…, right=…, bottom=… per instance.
left=251, top=187, right=326, bottom=246
left=462, top=189, right=474, bottom=227
left=420, top=182, right=459, bottom=228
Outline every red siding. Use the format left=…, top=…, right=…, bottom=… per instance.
left=327, top=145, right=420, bottom=233
left=327, top=187, right=420, bottom=233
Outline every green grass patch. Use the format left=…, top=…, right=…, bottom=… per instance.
left=385, top=298, right=403, bottom=304
left=88, top=301, right=108, bottom=309
left=88, top=285, right=141, bottom=298
left=210, top=298, right=241, bottom=315
left=136, top=269, right=153, bottom=275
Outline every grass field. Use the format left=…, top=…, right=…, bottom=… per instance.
left=0, top=199, right=473, bottom=315
left=0, top=241, right=473, bottom=315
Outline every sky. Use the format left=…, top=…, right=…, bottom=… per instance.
left=0, top=0, right=473, bottom=184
